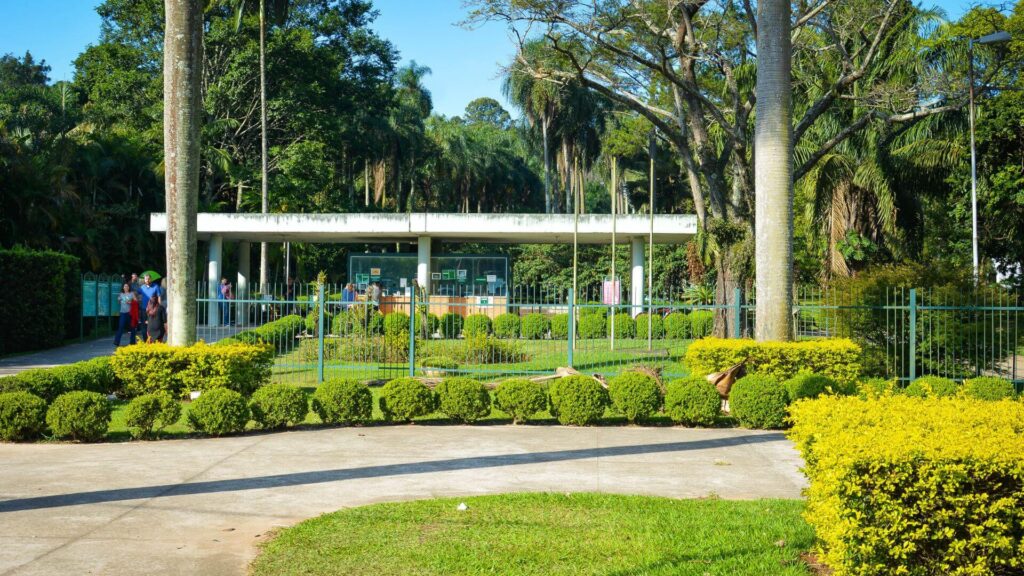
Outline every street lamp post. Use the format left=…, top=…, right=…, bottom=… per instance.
left=968, top=30, right=1011, bottom=281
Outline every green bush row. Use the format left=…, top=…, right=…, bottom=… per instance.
left=0, top=356, right=120, bottom=401
left=111, top=342, right=273, bottom=398
left=0, top=247, right=79, bottom=354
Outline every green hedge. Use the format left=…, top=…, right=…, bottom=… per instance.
left=520, top=313, right=550, bottom=339
left=684, top=337, right=862, bottom=387
left=0, top=247, right=79, bottom=354
left=492, top=314, right=520, bottom=339
left=111, top=342, right=273, bottom=398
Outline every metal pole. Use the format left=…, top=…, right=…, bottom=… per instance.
left=572, top=159, right=579, bottom=357
left=909, top=288, right=918, bottom=382
left=317, top=282, right=325, bottom=384
left=610, top=156, right=617, bottom=351
left=969, top=40, right=979, bottom=282
left=648, top=131, right=655, bottom=351
left=408, top=288, right=416, bottom=377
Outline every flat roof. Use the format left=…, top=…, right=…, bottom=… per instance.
left=149, top=212, right=698, bottom=244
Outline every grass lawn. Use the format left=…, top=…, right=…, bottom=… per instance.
left=249, top=493, right=814, bottom=576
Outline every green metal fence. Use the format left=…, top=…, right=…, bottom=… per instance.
left=194, top=282, right=1024, bottom=387
left=80, top=273, right=123, bottom=341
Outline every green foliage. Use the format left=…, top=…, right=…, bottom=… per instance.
left=419, top=356, right=459, bottom=371
left=684, top=337, right=862, bottom=388
left=688, top=310, right=714, bottom=338
left=187, top=388, right=250, bottom=436
left=379, top=378, right=436, bottom=422
left=463, top=314, right=492, bottom=337
left=232, top=315, right=305, bottom=354
left=81, top=356, right=120, bottom=395
left=783, top=373, right=836, bottom=402
left=548, top=375, right=609, bottom=426
left=520, top=313, right=550, bottom=340
left=0, top=247, right=79, bottom=354
left=249, top=385, right=308, bottom=429
left=856, top=377, right=898, bottom=399
left=729, top=375, right=788, bottom=430
left=494, top=378, right=546, bottom=423
left=0, top=391, right=47, bottom=441
left=46, top=391, right=111, bottom=441
left=311, top=334, right=410, bottom=364
left=608, top=313, right=635, bottom=339
left=634, top=313, right=665, bottom=340
left=439, top=313, right=464, bottom=338
left=550, top=314, right=570, bottom=339
left=5, top=368, right=66, bottom=402
left=962, top=376, right=1016, bottom=401
left=903, top=376, right=959, bottom=398
left=111, top=342, right=273, bottom=398
left=664, top=312, right=691, bottom=339
left=433, top=334, right=528, bottom=364
left=607, top=372, right=661, bottom=423
left=789, top=396, right=1024, bottom=575
left=383, top=312, right=411, bottom=336
left=311, top=379, right=372, bottom=425
left=435, top=377, right=491, bottom=423
left=664, top=377, right=720, bottom=426
left=333, top=307, right=383, bottom=336
left=123, top=392, right=181, bottom=439
left=578, top=314, right=607, bottom=339
left=492, top=313, right=521, bottom=339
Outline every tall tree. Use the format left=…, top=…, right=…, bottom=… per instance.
left=163, top=0, right=204, bottom=345
left=754, top=0, right=793, bottom=341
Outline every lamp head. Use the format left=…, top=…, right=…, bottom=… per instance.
left=977, top=31, right=1012, bottom=45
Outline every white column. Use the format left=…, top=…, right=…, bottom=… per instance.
left=207, top=235, right=222, bottom=327
left=417, top=236, right=431, bottom=295
left=631, top=237, right=644, bottom=318
left=237, top=241, right=250, bottom=326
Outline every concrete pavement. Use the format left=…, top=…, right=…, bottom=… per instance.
left=0, top=425, right=807, bottom=576
left=0, top=338, right=113, bottom=376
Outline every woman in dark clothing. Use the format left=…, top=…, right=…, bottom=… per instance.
left=146, top=295, right=168, bottom=343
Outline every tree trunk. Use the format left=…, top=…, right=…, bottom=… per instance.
left=754, top=0, right=794, bottom=341
left=163, top=0, right=203, bottom=346
left=542, top=118, right=552, bottom=214
left=258, top=0, right=270, bottom=293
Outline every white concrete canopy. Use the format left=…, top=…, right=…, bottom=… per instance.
left=150, top=212, right=697, bottom=244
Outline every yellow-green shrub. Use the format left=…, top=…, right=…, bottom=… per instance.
left=111, top=342, right=273, bottom=398
left=788, top=396, right=1024, bottom=575
left=684, top=337, right=861, bottom=387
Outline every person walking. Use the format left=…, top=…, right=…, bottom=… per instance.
left=219, top=277, right=234, bottom=326
left=114, top=283, right=137, bottom=347
left=370, top=281, right=382, bottom=312
left=137, top=274, right=159, bottom=341
left=146, top=294, right=167, bottom=343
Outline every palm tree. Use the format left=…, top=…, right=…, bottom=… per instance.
left=163, top=0, right=204, bottom=345
left=754, top=0, right=794, bottom=341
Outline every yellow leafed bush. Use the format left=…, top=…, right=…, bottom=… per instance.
left=788, top=396, right=1024, bottom=575
left=684, top=337, right=861, bottom=388
left=111, top=342, right=273, bottom=398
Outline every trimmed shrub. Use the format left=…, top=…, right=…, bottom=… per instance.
left=249, top=385, right=308, bottom=429
left=311, top=379, right=372, bottom=425
left=237, top=314, right=305, bottom=353
left=0, top=247, right=79, bottom=354
left=664, top=377, right=720, bottom=426
left=788, top=396, right=1024, bottom=575
left=459, top=334, right=528, bottom=364
left=634, top=313, right=665, bottom=340
left=492, top=314, right=521, bottom=339
left=689, top=310, right=714, bottom=338
left=187, top=388, right=250, bottom=436
left=550, top=313, right=570, bottom=339
left=379, top=377, right=436, bottom=422
left=664, top=312, right=690, bottom=339
left=578, top=314, right=607, bottom=339
left=463, top=314, right=492, bottom=337
left=494, top=378, right=546, bottom=423
left=579, top=305, right=607, bottom=319
left=903, top=375, right=959, bottom=398
left=435, top=377, right=491, bottom=423
left=729, top=375, right=788, bottom=429
left=439, top=312, right=464, bottom=338
left=608, top=313, right=635, bottom=339
left=0, top=391, right=47, bottom=441
left=383, top=312, right=410, bottom=336
left=46, top=391, right=111, bottom=441
left=856, top=377, right=898, bottom=399
left=607, top=372, right=661, bottom=423
left=82, top=356, right=120, bottom=395
left=5, top=368, right=65, bottom=402
left=123, top=392, right=182, bottom=438
left=548, top=375, right=609, bottom=426
left=520, top=313, right=550, bottom=340
left=783, top=373, right=835, bottom=402
left=684, top=337, right=862, bottom=388
left=963, top=376, right=1016, bottom=401
left=112, top=342, right=273, bottom=398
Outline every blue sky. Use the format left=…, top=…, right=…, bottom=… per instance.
left=0, top=0, right=971, bottom=118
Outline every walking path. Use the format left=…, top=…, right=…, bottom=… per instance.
left=0, top=338, right=113, bottom=376
left=0, top=425, right=807, bottom=576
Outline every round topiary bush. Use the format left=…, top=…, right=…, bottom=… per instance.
left=664, top=377, right=720, bottom=426
left=9, top=368, right=65, bottom=402
left=664, top=312, right=690, bottom=339
left=550, top=314, right=571, bottom=339
left=962, top=376, right=1016, bottom=401
left=383, top=312, right=410, bottom=336
left=435, top=377, right=491, bottom=423
left=903, top=376, right=959, bottom=398
left=46, top=391, right=111, bottom=441
left=607, top=372, right=661, bottom=423
left=311, top=379, right=373, bottom=424
left=689, top=310, right=715, bottom=338
left=608, top=313, right=635, bottom=339
left=520, top=313, right=550, bottom=340
left=0, top=391, right=47, bottom=441
left=439, top=313, right=464, bottom=338
left=492, top=314, right=521, bottom=339
left=635, top=313, right=665, bottom=340
left=249, top=384, right=308, bottom=429
left=379, top=377, right=437, bottom=422
left=578, top=314, right=607, bottom=339
left=494, top=378, right=547, bottom=423
left=783, top=373, right=836, bottom=402
left=548, top=375, right=609, bottom=426
left=124, top=392, right=182, bottom=438
left=463, top=314, right=492, bottom=337
left=729, top=375, right=788, bottom=430
left=187, top=388, right=250, bottom=436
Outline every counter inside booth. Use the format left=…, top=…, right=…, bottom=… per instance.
left=379, top=295, right=508, bottom=318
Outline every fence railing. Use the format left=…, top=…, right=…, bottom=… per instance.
left=194, top=282, right=1024, bottom=387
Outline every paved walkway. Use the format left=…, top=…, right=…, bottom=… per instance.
left=0, top=426, right=806, bottom=576
left=0, top=338, right=114, bottom=376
